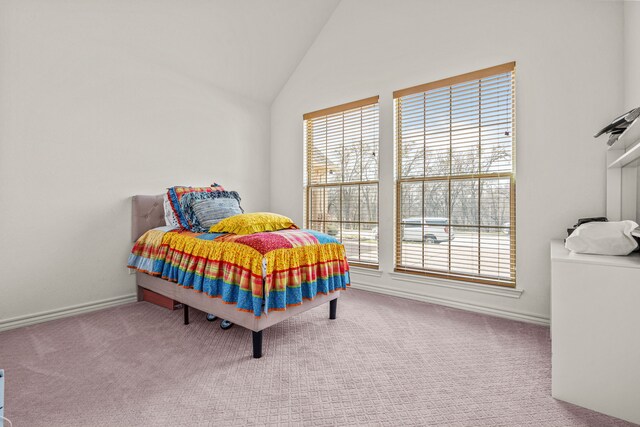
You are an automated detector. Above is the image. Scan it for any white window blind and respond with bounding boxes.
[394,62,516,286]
[304,96,380,267]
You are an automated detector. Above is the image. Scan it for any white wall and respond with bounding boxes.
[625,1,640,110]
[624,1,640,225]
[271,0,625,323]
[0,1,271,324]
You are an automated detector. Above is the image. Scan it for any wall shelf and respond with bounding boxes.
[608,139,640,168]
[605,116,640,220]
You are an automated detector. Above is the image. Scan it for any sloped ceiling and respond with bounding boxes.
[10,0,340,104]
[83,0,341,104]
[162,0,342,103]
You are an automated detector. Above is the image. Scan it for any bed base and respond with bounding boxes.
[181,300,336,358]
[137,274,339,358]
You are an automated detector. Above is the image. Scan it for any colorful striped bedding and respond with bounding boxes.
[127,227,350,316]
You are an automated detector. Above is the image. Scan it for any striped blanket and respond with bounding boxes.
[127,227,350,316]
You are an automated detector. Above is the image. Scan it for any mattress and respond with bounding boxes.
[128,227,350,316]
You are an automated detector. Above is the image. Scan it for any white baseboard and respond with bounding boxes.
[0,294,137,332]
[0,283,549,332]
[350,281,550,326]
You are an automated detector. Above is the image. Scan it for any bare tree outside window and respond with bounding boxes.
[305,97,380,266]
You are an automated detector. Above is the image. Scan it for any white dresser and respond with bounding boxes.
[550,240,640,424]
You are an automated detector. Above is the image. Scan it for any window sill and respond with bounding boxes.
[389,271,523,299]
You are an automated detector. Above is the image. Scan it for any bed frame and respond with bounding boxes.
[131,195,340,358]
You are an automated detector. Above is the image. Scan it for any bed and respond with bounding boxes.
[128,195,349,358]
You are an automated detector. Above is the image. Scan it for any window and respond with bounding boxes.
[394,62,516,286]
[304,96,380,267]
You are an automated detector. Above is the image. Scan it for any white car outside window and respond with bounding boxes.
[401,217,454,244]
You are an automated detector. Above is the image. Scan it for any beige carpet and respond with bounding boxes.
[0,289,634,426]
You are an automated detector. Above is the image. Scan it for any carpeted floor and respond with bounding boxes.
[0,289,634,426]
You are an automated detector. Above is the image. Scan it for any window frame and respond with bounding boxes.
[304,96,380,268]
[393,62,516,287]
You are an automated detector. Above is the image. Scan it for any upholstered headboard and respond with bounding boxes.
[131,195,165,242]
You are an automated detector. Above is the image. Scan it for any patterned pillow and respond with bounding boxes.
[181,191,243,232]
[166,183,225,229]
[209,212,298,235]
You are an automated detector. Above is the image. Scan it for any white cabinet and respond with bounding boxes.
[550,240,640,424]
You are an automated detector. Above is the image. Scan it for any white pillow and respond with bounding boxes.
[565,220,639,255]
[163,193,181,229]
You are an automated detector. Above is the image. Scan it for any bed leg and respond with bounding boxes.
[183,304,189,325]
[136,285,144,302]
[329,298,337,320]
[252,331,263,359]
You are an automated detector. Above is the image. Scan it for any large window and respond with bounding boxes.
[394,62,516,286]
[304,96,379,267]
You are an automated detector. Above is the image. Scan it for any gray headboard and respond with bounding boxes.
[131,194,165,242]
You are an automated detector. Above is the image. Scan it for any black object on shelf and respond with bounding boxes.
[567,217,608,237]
[594,107,640,146]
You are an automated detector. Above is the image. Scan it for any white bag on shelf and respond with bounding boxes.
[565,220,639,255]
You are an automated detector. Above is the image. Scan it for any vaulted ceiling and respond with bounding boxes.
[90,0,341,104]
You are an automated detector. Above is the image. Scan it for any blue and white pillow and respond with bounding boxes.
[181,191,243,232]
